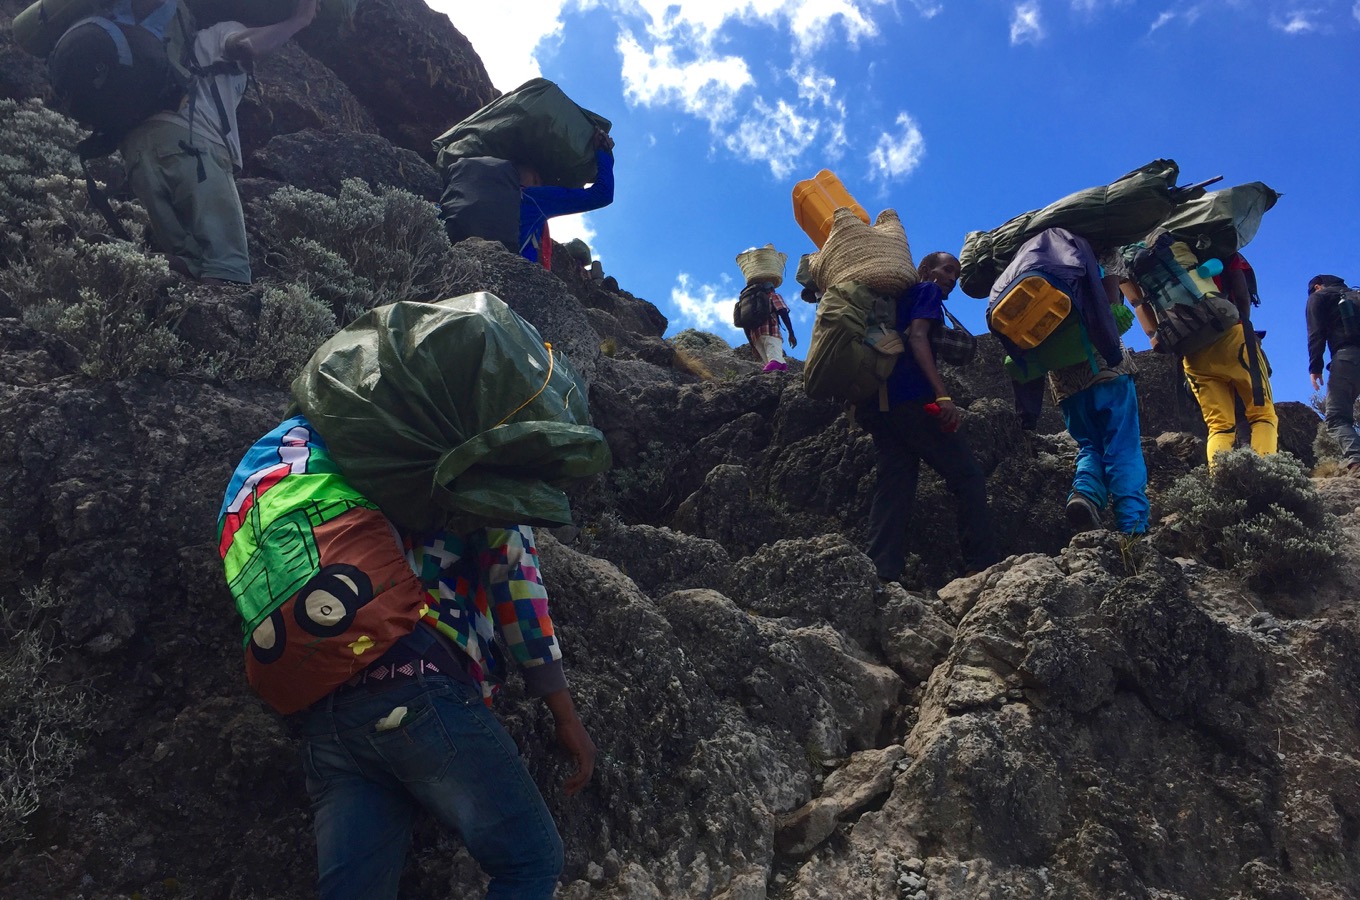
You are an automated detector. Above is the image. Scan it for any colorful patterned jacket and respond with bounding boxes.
[407,526,566,703]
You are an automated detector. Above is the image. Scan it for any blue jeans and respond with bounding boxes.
[1060,375,1149,534]
[300,674,563,900]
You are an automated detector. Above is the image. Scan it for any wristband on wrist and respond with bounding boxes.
[935,396,953,402]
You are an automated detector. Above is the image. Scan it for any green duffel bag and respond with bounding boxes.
[432,78,611,189]
[960,159,1182,299]
[291,293,612,534]
[1158,181,1279,262]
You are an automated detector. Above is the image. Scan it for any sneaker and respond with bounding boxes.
[762,359,788,373]
[1065,493,1104,532]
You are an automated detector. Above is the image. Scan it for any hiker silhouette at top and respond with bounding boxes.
[859,251,999,582]
[1307,273,1360,475]
[119,0,318,285]
[516,127,615,269]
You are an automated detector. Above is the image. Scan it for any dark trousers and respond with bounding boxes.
[1326,347,1360,465]
[863,401,999,580]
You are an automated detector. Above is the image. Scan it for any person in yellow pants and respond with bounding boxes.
[1182,254,1277,464]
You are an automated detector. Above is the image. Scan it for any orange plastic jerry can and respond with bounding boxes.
[792,170,870,249]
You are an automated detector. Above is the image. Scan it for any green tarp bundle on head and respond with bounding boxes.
[959,159,1182,299]
[432,78,611,188]
[1157,182,1279,262]
[291,293,612,535]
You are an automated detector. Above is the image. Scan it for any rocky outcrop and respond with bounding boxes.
[251,128,442,199]
[0,1,1348,898]
[296,0,496,158]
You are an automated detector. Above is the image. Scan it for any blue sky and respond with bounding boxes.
[430,0,1359,404]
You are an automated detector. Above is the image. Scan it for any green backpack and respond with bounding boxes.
[1121,232,1239,356]
[802,281,903,409]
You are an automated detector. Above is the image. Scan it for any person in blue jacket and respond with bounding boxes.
[516,128,615,269]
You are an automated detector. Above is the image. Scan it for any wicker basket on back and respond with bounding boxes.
[809,208,918,295]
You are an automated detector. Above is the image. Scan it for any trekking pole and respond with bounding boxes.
[1170,175,1224,201]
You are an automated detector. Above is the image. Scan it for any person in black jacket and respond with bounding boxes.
[1306,274,1360,473]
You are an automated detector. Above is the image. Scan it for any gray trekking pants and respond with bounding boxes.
[120,120,251,284]
[1325,346,1360,465]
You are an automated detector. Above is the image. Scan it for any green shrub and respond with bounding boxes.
[255,178,474,322]
[0,100,184,378]
[6,240,191,378]
[1160,449,1341,585]
[0,99,147,263]
[240,283,338,383]
[0,584,94,845]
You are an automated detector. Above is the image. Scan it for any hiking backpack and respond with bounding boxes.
[990,270,1098,384]
[802,281,903,409]
[1333,286,1360,344]
[732,281,775,330]
[1121,231,1240,356]
[47,0,192,137]
[986,228,1121,384]
[46,0,241,241]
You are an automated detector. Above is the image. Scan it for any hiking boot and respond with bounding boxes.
[1065,493,1104,533]
[762,359,788,373]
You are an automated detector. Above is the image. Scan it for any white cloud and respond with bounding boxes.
[1354,0,1360,23]
[868,112,926,182]
[1010,1,1045,44]
[626,0,901,55]
[1147,10,1180,31]
[547,212,598,257]
[670,273,740,334]
[617,32,752,122]
[426,0,579,89]
[618,32,850,176]
[1271,9,1319,33]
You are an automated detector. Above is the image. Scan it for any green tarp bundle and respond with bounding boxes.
[432,78,611,188]
[959,160,1182,299]
[1157,182,1279,262]
[291,293,611,534]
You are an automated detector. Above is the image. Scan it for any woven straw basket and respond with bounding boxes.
[809,208,918,295]
[736,244,788,287]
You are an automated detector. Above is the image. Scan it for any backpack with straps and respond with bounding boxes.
[802,281,903,410]
[47,0,192,137]
[46,0,243,240]
[1120,231,1240,356]
[1331,286,1360,344]
[987,228,1116,383]
[732,281,774,330]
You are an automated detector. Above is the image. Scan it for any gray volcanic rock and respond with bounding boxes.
[783,529,1360,899]
[296,0,496,158]
[251,129,442,199]
[236,43,379,157]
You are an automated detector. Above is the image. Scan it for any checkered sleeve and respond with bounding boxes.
[482,525,566,697]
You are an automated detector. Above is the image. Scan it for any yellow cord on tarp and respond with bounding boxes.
[494,342,555,427]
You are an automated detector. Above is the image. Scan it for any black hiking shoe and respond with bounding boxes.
[1065,493,1104,533]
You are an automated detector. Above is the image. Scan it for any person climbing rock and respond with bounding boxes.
[299,524,594,900]
[860,250,999,581]
[1181,252,1277,466]
[1306,273,1360,474]
[516,127,615,269]
[119,0,318,284]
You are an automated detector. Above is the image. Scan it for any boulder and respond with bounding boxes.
[250,129,442,199]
